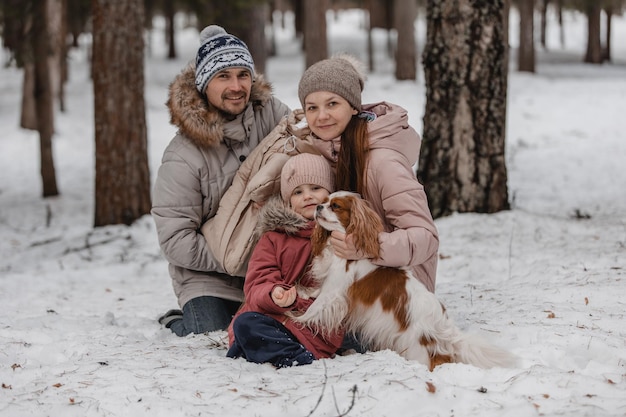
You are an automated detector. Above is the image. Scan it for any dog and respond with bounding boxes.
[290,191,516,371]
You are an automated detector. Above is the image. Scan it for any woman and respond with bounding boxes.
[297,54,439,293]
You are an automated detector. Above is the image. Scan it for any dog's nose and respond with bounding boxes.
[316,205,323,212]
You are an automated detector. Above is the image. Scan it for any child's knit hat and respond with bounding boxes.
[280,154,335,203]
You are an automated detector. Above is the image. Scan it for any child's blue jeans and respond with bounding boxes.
[227,312,314,368]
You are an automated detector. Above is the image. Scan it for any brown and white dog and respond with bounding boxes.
[291,191,515,371]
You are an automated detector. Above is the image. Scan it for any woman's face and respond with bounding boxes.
[303,92,358,141]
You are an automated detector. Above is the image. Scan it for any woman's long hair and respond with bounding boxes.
[335,115,369,197]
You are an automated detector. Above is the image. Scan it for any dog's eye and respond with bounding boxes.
[331,202,341,210]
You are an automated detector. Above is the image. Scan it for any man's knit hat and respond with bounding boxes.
[195,25,255,95]
[281,154,335,203]
[298,54,366,111]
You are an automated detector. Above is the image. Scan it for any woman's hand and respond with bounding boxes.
[271,285,297,307]
[330,231,366,260]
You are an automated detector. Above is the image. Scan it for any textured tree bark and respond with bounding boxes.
[92,0,151,226]
[419,0,509,219]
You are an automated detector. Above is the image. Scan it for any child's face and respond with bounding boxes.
[289,184,330,220]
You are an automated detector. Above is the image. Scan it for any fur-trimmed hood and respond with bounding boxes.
[254,195,313,239]
[166,63,275,148]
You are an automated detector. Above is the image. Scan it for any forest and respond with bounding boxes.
[0,0,623,225]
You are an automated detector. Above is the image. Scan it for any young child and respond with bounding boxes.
[226,153,344,367]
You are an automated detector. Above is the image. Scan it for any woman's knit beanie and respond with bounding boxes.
[281,154,335,203]
[195,25,255,95]
[298,54,366,111]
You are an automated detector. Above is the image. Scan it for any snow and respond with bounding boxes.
[1,8,625,417]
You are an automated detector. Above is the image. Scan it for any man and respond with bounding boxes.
[152,25,291,336]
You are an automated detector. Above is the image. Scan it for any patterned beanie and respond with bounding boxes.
[298,54,366,111]
[195,25,255,95]
[281,154,335,204]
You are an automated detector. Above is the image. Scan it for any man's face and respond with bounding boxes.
[205,68,253,116]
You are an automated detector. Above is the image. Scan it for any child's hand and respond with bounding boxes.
[271,285,297,307]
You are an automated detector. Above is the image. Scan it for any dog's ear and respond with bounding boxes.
[311,224,331,257]
[346,197,383,259]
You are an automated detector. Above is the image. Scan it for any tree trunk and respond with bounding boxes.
[21,63,38,130]
[59,0,69,112]
[366,0,374,71]
[303,0,328,68]
[419,0,509,219]
[164,0,176,59]
[202,2,269,75]
[539,0,549,49]
[92,0,151,226]
[518,0,535,72]
[556,0,564,47]
[603,7,612,62]
[241,4,269,75]
[394,0,417,80]
[584,1,602,63]
[47,0,63,108]
[294,0,304,39]
[33,0,59,197]
[268,0,278,57]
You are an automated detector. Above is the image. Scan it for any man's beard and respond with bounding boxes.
[218,93,248,119]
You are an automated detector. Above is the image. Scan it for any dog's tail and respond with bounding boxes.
[451,332,517,369]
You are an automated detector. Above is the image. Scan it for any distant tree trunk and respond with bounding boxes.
[602,6,612,62]
[584,1,602,63]
[293,0,304,39]
[67,0,91,48]
[47,0,64,111]
[419,0,509,219]
[556,0,564,47]
[539,0,548,49]
[394,0,417,80]
[0,0,22,55]
[241,4,269,75]
[21,64,38,130]
[366,0,393,70]
[366,0,374,71]
[59,0,69,112]
[92,0,151,226]
[303,0,328,68]
[204,2,269,75]
[268,0,278,57]
[164,0,176,59]
[33,0,59,197]
[518,0,535,72]
[21,0,66,123]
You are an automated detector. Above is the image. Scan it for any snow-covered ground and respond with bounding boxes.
[1,8,625,417]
